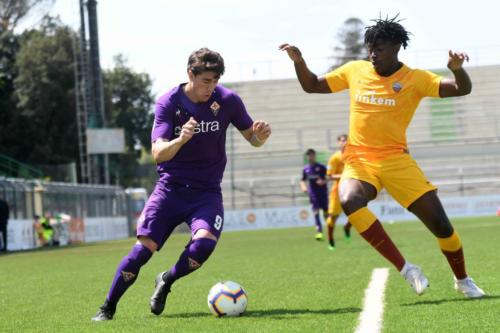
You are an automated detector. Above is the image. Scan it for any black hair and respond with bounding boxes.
[187,48,225,77]
[364,14,411,49]
[305,148,316,156]
[337,134,348,141]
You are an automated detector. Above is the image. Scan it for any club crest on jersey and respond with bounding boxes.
[392,82,403,92]
[121,271,136,282]
[176,109,181,117]
[210,101,220,116]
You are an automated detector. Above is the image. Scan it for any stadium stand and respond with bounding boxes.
[222,65,500,209]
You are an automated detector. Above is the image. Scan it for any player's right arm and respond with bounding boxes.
[151,117,198,163]
[300,170,308,193]
[279,43,331,94]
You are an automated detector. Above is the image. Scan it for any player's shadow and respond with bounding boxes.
[164,306,360,319]
[246,306,361,319]
[401,294,500,307]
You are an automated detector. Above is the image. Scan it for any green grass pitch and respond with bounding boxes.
[1,216,499,332]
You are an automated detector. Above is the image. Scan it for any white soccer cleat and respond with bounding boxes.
[400,262,429,295]
[454,277,485,298]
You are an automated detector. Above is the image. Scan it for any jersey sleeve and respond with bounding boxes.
[320,165,327,179]
[324,61,354,93]
[302,169,307,181]
[229,93,254,131]
[414,69,443,98]
[151,98,174,143]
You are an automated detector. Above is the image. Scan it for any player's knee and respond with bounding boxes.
[340,192,368,215]
[187,238,218,270]
[421,213,453,238]
[435,219,454,238]
[193,228,218,241]
[137,236,158,252]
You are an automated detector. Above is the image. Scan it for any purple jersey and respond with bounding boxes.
[152,84,253,189]
[302,163,328,200]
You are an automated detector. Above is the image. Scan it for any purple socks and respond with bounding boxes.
[168,238,217,283]
[106,243,153,306]
[104,238,217,308]
[314,212,323,232]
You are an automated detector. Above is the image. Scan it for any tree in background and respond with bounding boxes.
[0,0,53,165]
[0,14,156,186]
[0,29,19,138]
[103,55,155,187]
[11,16,78,165]
[0,0,54,30]
[330,17,367,70]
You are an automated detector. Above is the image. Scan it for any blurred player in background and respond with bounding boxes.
[0,196,9,252]
[92,48,272,321]
[281,15,484,298]
[300,149,328,241]
[325,134,352,251]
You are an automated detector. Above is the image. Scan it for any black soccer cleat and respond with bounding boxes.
[91,301,116,321]
[150,271,171,315]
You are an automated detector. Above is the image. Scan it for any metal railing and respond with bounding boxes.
[0,177,127,220]
[221,173,500,210]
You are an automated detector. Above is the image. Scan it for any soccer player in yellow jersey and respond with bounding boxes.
[280,16,484,298]
[325,134,352,250]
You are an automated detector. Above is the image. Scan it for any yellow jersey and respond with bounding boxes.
[326,150,344,185]
[325,60,442,161]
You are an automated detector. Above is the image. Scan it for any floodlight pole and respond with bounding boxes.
[74,0,91,183]
[86,0,109,184]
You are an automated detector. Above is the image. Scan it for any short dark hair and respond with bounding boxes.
[364,14,411,49]
[305,148,316,156]
[187,48,225,77]
[337,134,348,141]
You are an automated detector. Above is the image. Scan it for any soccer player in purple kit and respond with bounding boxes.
[92,48,271,321]
[300,149,329,241]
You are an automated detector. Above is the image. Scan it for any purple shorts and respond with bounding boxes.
[310,195,328,212]
[137,182,224,250]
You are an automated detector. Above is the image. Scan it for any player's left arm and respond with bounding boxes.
[240,121,272,147]
[316,166,327,186]
[329,173,342,181]
[229,93,271,147]
[439,50,472,97]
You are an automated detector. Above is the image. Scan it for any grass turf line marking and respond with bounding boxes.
[355,268,389,333]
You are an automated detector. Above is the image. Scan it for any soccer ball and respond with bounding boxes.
[207,281,248,317]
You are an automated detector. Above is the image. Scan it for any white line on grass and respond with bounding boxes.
[355,268,390,333]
